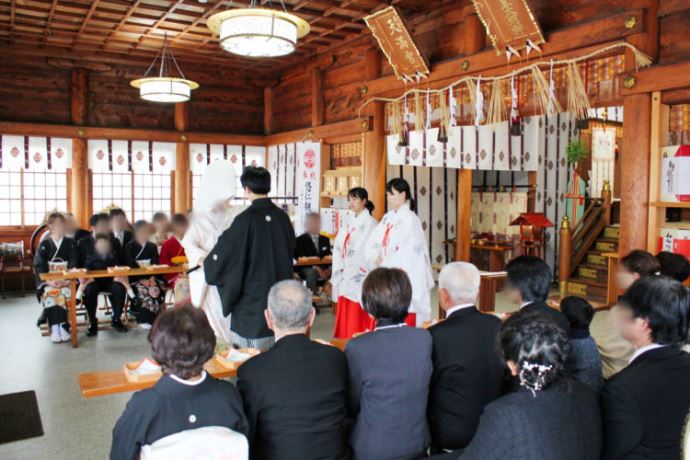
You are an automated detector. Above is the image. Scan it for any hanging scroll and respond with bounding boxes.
[471,0,545,55]
[364,6,429,82]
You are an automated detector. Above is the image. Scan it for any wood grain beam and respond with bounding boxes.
[621,61,690,95]
[99,0,143,50]
[311,67,324,127]
[129,0,185,52]
[264,86,275,135]
[41,0,59,45]
[264,117,372,145]
[71,0,101,48]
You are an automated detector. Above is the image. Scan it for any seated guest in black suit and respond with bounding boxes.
[111,305,248,460]
[433,311,601,459]
[124,220,166,328]
[64,212,90,242]
[656,250,690,283]
[294,212,332,294]
[560,296,603,394]
[33,212,77,343]
[505,255,570,334]
[602,276,690,460]
[346,267,432,460]
[71,214,130,336]
[109,208,133,255]
[428,262,504,453]
[237,280,349,460]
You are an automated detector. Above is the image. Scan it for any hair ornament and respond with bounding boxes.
[519,361,553,397]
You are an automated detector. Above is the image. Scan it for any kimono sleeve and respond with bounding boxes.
[33,241,49,289]
[124,243,138,269]
[203,219,250,309]
[110,393,156,460]
[236,366,260,443]
[181,221,208,267]
[149,244,160,265]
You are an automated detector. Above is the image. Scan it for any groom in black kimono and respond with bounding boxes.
[205,166,295,350]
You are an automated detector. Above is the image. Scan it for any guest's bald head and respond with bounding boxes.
[439,262,481,309]
[267,280,314,331]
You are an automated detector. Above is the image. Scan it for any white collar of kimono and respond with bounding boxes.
[51,235,63,247]
[196,160,237,213]
[169,370,207,386]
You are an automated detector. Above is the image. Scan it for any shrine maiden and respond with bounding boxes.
[182,161,245,344]
[363,178,434,326]
[332,187,378,339]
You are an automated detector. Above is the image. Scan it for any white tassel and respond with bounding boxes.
[449,85,457,127]
[425,90,432,130]
[510,72,518,120]
[548,60,556,115]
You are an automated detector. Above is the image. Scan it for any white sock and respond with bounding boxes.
[127,289,136,298]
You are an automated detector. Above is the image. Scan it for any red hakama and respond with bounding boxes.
[333,296,416,339]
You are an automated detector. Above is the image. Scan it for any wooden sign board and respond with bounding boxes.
[364,6,429,82]
[471,0,545,53]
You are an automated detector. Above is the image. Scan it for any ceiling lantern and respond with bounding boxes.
[207,4,310,58]
[130,33,199,103]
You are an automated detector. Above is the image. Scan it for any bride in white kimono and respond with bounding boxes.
[182,161,245,344]
[331,187,378,339]
[363,178,434,327]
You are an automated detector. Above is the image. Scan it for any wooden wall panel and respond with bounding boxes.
[0,59,70,124]
[659,10,690,65]
[324,60,368,124]
[273,73,311,132]
[189,84,264,134]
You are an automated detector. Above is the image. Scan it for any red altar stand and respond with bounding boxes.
[510,213,554,258]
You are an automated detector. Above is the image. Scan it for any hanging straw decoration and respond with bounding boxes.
[486,79,507,125]
[566,62,591,128]
[510,72,521,136]
[357,41,652,121]
[438,90,449,143]
[391,99,402,137]
[414,91,424,130]
[398,94,410,146]
[531,66,562,116]
[448,85,458,127]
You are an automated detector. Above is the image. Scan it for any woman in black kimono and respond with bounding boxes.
[124,220,166,328]
[110,305,248,460]
[33,212,77,343]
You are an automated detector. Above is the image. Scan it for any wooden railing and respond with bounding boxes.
[559,180,612,293]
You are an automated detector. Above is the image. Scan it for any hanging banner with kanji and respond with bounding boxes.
[471,0,545,54]
[364,6,429,81]
[295,141,321,235]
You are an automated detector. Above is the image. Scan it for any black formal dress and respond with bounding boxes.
[111,373,248,460]
[71,228,90,242]
[113,229,133,254]
[427,306,504,451]
[124,240,165,324]
[33,236,77,327]
[601,346,690,459]
[72,236,127,328]
[345,321,433,460]
[205,198,295,345]
[294,232,332,294]
[521,300,571,335]
[236,334,350,460]
[432,380,601,460]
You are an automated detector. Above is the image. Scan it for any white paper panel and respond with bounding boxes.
[286,143,296,197]
[268,145,279,195]
[510,130,522,171]
[130,141,148,173]
[277,144,286,197]
[50,138,72,172]
[425,128,444,168]
[446,126,462,169]
[295,142,321,235]
[408,130,424,167]
[88,139,109,172]
[493,122,510,171]
[461,126,477,169]
[245,146,266,168]
[477,124,494,170]
[209,144,224,164]
[111,140,130,172]
[387,134,405,166]
[190,143,208,173]
[226,145,243,176]
[28,136,47,171]
[152,142,175,173]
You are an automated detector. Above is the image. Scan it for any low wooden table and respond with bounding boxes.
[78,338,349,398]
[438,270,508,319]
[470,243,513,272]
[40,265,187,348]
[295,257,333,267]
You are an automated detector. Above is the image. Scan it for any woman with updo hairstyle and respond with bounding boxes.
[363,178,434,327]
[437,311,602,459]
[111,305,248,460]
[332,187,378,338]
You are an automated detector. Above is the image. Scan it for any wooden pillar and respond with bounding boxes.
[362,49,386,220]
[174,102,191,213]
[311,67,324,127]
[264,86,274,135]
[618,3,659,256]
[69,68,90,228]
[455,11,486,261]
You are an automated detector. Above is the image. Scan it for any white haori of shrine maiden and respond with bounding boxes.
[363,202,434,325]
[331,209,378,304]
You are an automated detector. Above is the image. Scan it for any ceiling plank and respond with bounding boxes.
[41,0,60,45]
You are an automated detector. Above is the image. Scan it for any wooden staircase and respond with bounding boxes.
[558,180,614,308]
[564,225,619,304]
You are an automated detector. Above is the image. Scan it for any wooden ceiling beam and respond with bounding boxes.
[98,0,143,50]
[71,0,101,47]
[128,0,186,53]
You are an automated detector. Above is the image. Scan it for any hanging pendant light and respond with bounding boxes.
[130,33,199,103]
[207,0,310,58]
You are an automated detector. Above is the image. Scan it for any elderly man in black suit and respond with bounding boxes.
[505,255,570,334]
[236,280,349,460]
[427,262,504,453]
[602,276,690,460]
